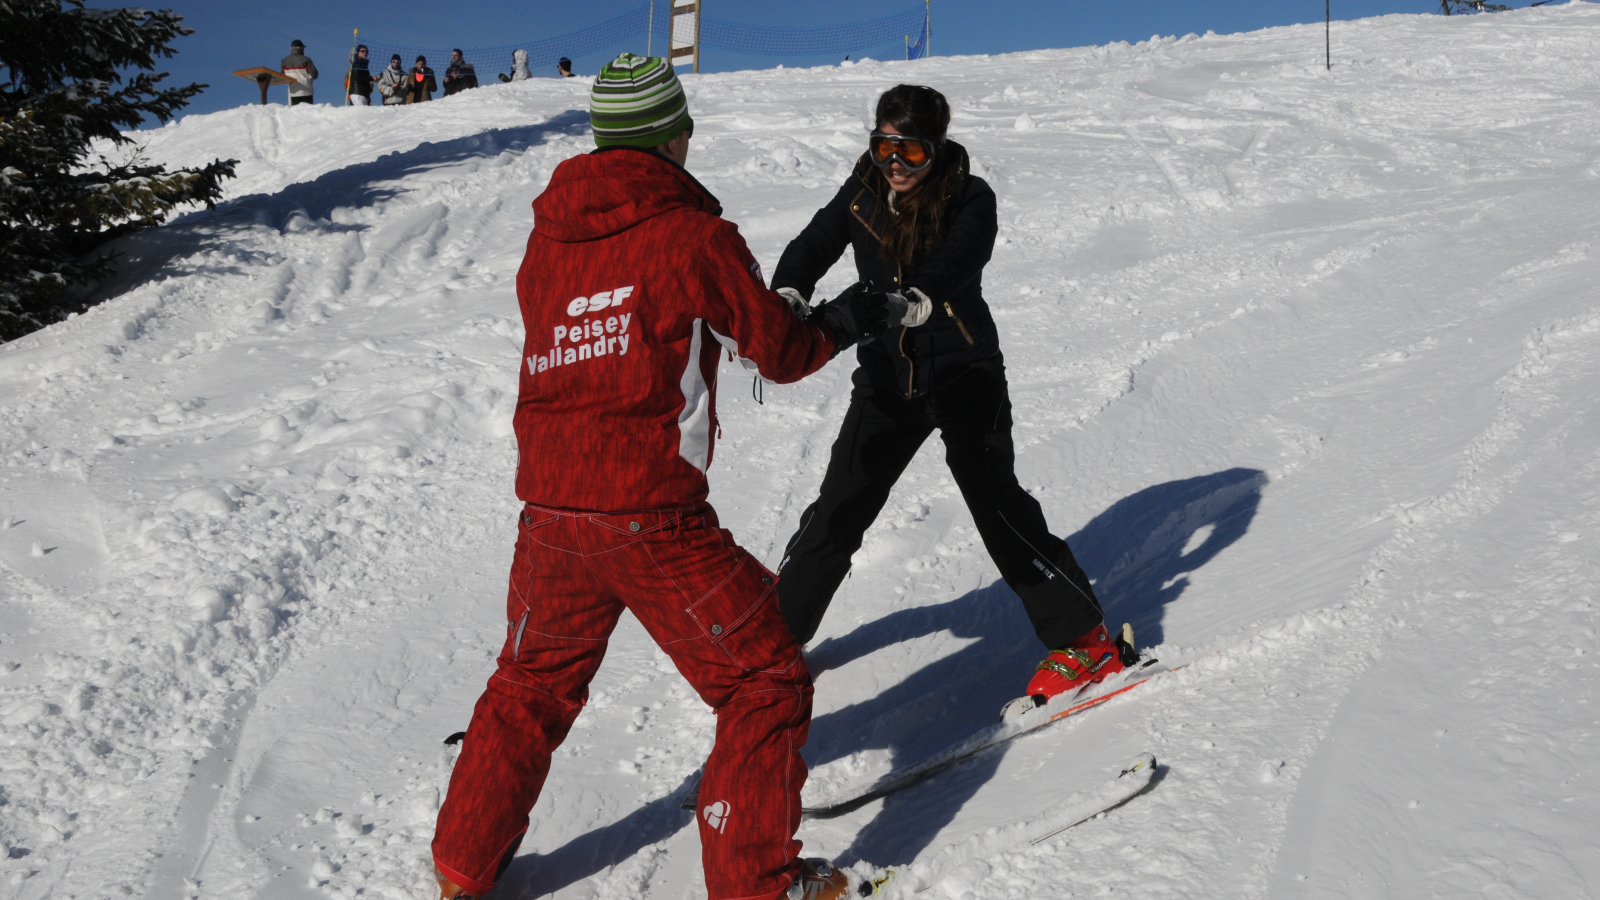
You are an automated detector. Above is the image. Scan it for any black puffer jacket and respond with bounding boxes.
[772,140,998,398]
[346,54,372,99]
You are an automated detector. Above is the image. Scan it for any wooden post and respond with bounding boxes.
[670,0,700,73]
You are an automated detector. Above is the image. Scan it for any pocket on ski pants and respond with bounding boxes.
[685,554,799,676]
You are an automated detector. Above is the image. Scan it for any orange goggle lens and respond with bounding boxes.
[869,134,934,171]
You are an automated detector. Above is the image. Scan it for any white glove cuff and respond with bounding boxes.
[901,286,933,328]
[776,287,809,320]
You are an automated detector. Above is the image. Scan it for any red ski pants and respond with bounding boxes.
[432,503,812,900]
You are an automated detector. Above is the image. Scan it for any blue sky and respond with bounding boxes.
[133,1,1473,120]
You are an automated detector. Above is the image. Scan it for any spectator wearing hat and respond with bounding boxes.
[407,56,437,104]
[557,57,575,77]
[281,40,318,105]
[376,54,407,105]
[443,49,479,96]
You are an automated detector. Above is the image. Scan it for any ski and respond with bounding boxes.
[856,754,1158,897]
[801,658,1177,818]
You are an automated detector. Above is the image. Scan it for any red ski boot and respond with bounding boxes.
[1002,624,1139,719]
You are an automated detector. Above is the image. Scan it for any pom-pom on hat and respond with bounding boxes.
[589,53,691,149]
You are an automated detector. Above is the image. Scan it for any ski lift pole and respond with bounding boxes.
[344,28,358,106]
[647,0,654,57]
[1325,1,1330,71]
[926,0,931,57]
[905,34,909,61]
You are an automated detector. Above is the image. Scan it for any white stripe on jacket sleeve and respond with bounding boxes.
[676,319,713,473]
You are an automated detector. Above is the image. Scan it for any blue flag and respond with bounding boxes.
[907,10,928,60]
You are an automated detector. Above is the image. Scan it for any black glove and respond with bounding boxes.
[807,282,896,353]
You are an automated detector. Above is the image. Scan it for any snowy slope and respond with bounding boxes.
[4,5,1600,899]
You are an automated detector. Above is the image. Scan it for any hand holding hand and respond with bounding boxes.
[808,281,896,351]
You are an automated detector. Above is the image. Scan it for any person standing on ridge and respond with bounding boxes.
[376,54,406,105]
[497,49,531,83]
[429,52,898,900]
[281,39,317,105]
[346,44,372,106]
[443,48,478,96]
[769,84,1136,717]
[407,55,437,103]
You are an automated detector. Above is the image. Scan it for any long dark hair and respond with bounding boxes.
[872,84,954,268]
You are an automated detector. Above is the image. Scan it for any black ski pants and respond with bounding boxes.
[777,353,1104,649]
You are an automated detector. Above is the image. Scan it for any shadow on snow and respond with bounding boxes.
[805,467,1266,867]
[499,467,1266,890]
[78,109,593,304]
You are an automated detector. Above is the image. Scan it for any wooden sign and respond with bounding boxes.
[233,67,294,105]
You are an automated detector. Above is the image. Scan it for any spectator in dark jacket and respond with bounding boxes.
[407,56,437,103]
[443,49,478,96]
[346,44,372,105]
[281,40,317,105]
[557,56,575,77]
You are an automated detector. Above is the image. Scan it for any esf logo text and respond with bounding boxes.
[567,286,634,317]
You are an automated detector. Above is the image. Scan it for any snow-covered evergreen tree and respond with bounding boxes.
[0,0,236,342]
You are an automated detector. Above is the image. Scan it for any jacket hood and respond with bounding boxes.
[533,148,722,244]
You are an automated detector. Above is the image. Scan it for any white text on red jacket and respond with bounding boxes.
[528,286,636,376]
[566,286,633,316]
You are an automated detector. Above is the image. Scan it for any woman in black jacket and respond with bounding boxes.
[771,84,1132,712]
[345,44,372,106]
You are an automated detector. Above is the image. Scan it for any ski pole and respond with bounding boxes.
[344,27,358,106]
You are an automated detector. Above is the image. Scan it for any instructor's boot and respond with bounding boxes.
[435,867,472,900]
[787,858,851,900]
[1022,623,1137,704]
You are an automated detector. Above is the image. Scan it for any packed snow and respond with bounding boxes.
[4,4,1600,899]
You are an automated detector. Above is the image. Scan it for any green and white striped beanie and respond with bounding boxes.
[590,53,692,149]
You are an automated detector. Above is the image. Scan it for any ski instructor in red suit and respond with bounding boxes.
[430,53,896,900]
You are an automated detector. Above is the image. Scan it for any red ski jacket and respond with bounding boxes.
[513,148,837,512]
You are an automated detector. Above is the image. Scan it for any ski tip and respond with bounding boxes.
[858,869,893,896]
[443,731,466,746]
[1119,752,1158,778]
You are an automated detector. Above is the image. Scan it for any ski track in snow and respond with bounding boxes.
[3,7,1600,899]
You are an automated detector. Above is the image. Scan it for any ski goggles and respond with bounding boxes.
[868,132,937,173]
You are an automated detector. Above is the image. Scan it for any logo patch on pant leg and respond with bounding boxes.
[701,800,730,833]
